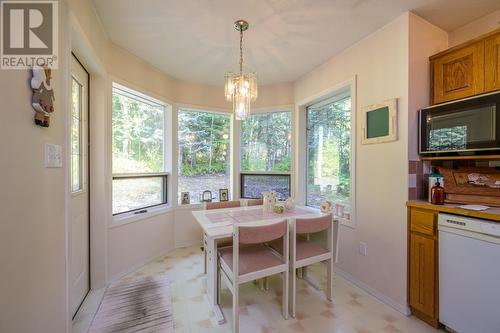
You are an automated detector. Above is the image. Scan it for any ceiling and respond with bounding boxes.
[93,0,500,85]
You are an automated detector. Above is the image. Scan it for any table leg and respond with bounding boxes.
[206,236,226,324]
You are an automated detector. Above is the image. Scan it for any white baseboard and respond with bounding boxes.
[175,239,201,249]
[334,267,411,315]
[108,246,174,283]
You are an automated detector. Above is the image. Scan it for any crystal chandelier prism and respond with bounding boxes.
[224,20,257,120]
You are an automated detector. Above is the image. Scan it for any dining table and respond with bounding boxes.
[192,204,337,324]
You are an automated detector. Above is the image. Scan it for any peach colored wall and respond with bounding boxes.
[294,13,411,310]
[0,3,70,333]
[294,12,447,311]
[449,9,500,47]
[108,43,294,111]
[408,15,448,161]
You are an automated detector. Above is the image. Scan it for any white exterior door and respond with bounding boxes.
[69,55,90,317]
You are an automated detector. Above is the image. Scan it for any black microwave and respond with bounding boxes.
[419,92,500,156]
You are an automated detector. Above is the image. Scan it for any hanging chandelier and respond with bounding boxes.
[224,20,257,120]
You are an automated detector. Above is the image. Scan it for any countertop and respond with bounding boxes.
[406,200,500,223]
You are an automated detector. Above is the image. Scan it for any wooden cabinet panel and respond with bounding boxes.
[409,233,436,318]
[485,32,500,92]
[410,209,436,236]
[432,42,484,104]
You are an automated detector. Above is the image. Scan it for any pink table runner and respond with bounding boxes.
[205,207,315,224]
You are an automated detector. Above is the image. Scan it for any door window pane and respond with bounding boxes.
[306,95,352,210]
[71,78,82,192]
[178,110,231,203]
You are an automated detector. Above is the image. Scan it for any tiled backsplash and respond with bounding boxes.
[408,160,424,200]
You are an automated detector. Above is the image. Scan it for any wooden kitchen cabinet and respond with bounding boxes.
[430,42,484,104]
[485,32,500,92]
[430,28,500,105]
[408,207,439,328]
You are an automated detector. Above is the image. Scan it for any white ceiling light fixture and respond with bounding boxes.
[224,20,257,120]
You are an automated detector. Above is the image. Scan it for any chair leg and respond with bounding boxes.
[217,262,221,304]
[264,277,270,291]
[282,271,289,319]
[258,279,265,291]
[233,284,239,333]
[290,267,296,318]
[326,258,333,301]
[204,249,207,274]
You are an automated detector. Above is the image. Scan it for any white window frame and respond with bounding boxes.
[176,107,233,205]
[295,78,356,228]
[238,108,293,200]
[111,82,172,221]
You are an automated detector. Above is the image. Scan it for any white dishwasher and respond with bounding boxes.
[439,213,500,333]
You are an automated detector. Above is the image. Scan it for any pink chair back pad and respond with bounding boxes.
[206,200,241,210]
[296,214,332,234]
[238,220,287,245]
[247,199,263,206]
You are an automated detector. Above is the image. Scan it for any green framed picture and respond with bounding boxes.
[361,99,398,144]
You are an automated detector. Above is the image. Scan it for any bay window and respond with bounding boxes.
[112,83,168,215]
[306,92,352,215]
[178,109,231,203]
[240,111,291,200]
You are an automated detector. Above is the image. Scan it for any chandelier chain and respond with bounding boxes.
[239,29,243,75]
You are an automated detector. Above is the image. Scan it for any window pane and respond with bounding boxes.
[112,84,167,215]
[241,174,290,200]
[241,111,291,172]
[112,87,165,173]
[178,110,231,204]
[306,96,351,210]
[112,177,166,215]
[71,79,82,192]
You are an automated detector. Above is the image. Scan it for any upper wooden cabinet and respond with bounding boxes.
[485,33,500,92]
[430,28,500,105]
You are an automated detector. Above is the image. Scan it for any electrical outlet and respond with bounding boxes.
[359,242,367,256]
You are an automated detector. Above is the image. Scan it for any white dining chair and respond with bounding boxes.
[202,200,241,274]
[270,214,336,318]
[218,219,290,333]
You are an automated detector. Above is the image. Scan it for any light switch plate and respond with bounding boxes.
[45,143,62,168]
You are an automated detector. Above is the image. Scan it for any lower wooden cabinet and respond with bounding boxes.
[408,207,439,328]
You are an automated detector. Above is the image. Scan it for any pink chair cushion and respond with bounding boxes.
[219,244,284,276]
[239,220,287,245]
[269,238,328,261]
[247,199,263,206]
[205,200,241,210]
[296,214,332,234]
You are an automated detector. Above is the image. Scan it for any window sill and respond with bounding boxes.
[175,203,204,210]
[306,205,356,229]
[110,204,173,229]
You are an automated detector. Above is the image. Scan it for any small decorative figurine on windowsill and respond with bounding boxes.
[31,66,55,127]
[181,192,190,205]
[219,189,229,202]
[320,200,333,213]
[262,192,277,213]
[201,190,212,203]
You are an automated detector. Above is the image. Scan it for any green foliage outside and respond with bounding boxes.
[306,97,351,208]
[112,89,165,173]
[240,111,291,172]
[178,110,231,177]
